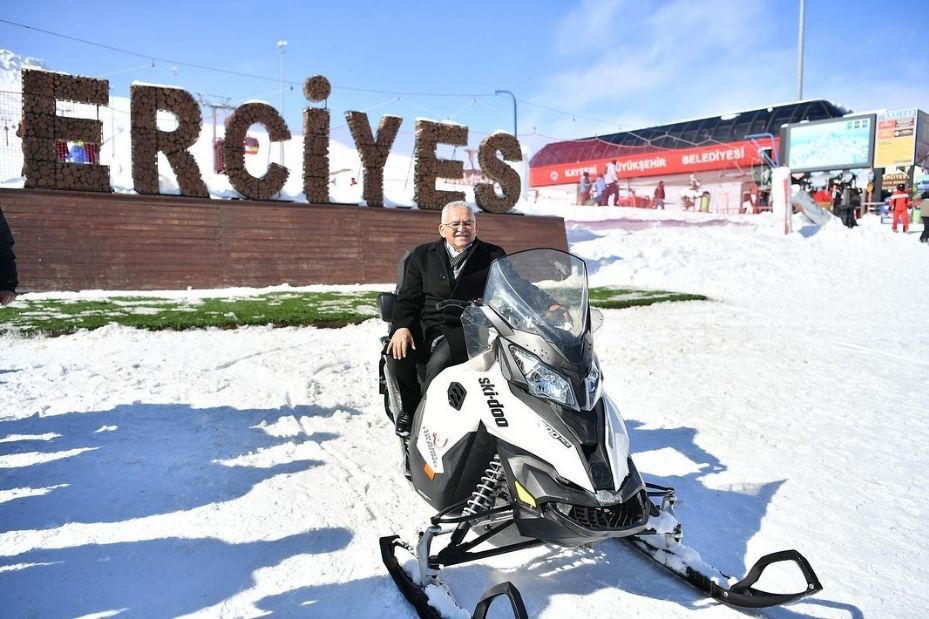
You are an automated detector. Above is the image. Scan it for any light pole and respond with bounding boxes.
[796,0,805,100]
[277,39,288,165]
[494,89,517,138]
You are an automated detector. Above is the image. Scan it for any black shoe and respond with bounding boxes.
[395,411,412,437]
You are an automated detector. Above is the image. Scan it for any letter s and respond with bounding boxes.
[475,133,522,213]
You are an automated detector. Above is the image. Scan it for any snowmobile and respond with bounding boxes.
[377,248,821,618]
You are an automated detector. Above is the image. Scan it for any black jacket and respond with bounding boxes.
[392,237,505,362]
[0,207,17,293]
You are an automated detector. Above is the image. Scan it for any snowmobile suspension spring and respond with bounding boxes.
[462,455,505,517]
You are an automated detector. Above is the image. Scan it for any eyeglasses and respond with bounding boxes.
[441,220,475,229]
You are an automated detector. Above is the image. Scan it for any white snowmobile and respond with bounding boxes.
[377,248,821,618]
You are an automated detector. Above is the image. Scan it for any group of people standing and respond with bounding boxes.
[576,161,666,209]
[576,159,620,206]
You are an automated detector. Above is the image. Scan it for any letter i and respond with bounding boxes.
[303,75,331,204]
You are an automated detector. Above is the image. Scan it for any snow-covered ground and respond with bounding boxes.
[2,203,927,617]
[3,45,929,619]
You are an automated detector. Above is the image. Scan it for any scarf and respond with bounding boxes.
[446,242,474,282]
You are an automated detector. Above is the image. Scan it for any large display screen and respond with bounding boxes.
[784,114,875,173]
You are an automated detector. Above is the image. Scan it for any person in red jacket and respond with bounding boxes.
[653,180,666,209]
[889,183,911,233]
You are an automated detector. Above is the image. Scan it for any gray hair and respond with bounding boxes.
[441,201,476,223]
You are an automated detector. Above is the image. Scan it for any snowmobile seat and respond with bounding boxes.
[377,248,425,368]
[376,248,413,332]
[377,249,423,378]
[378,249,427,425]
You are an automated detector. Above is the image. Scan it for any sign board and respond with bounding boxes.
[882,170,909,189]
[783,114,875,173]
[874,109,917,168]
[528,139,767,187]
[19,69,522,212]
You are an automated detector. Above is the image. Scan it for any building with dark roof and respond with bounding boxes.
[528,99,851,211]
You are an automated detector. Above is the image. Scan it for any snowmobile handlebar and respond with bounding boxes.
[436,299,475,310]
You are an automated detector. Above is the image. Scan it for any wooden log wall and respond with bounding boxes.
[0,189,568,292]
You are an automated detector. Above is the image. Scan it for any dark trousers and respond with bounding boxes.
[598,182,618,206]
[920,216,929,242]
[385,338,452,418]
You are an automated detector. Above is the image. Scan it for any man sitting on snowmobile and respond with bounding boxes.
[385,201,505,437]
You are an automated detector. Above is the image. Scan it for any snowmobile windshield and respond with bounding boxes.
[479,249,588,344]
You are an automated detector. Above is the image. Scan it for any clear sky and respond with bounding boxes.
[2,0,926,155]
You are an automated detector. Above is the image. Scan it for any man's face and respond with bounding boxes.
[439,206,477,251]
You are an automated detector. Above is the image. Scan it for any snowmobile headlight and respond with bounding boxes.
[509,345,578,409]
[583,358,602,411]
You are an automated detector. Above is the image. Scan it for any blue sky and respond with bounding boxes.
[2,0,926,155]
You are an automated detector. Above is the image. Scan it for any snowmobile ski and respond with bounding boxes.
[380,534,529,619]
[627,533,823,609]
[626,482,822,609]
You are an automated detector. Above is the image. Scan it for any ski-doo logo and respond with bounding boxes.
[422,425,441,469]
[479,377,509,427]
[539,420,571,448]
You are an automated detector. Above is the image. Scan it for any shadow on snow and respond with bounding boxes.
[255,573,419,618]
[0,531,352,617]
[0,402,355,528]
[0,402,359,615]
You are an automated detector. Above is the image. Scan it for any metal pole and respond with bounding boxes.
[494,89,517,138]
[277,39,288,166]
[796,0,805,100]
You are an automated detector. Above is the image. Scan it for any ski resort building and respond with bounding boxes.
[528,99,851,212]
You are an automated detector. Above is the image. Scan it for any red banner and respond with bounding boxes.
[529,139,774,187]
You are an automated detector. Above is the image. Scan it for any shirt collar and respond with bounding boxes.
[445,239,474,257]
